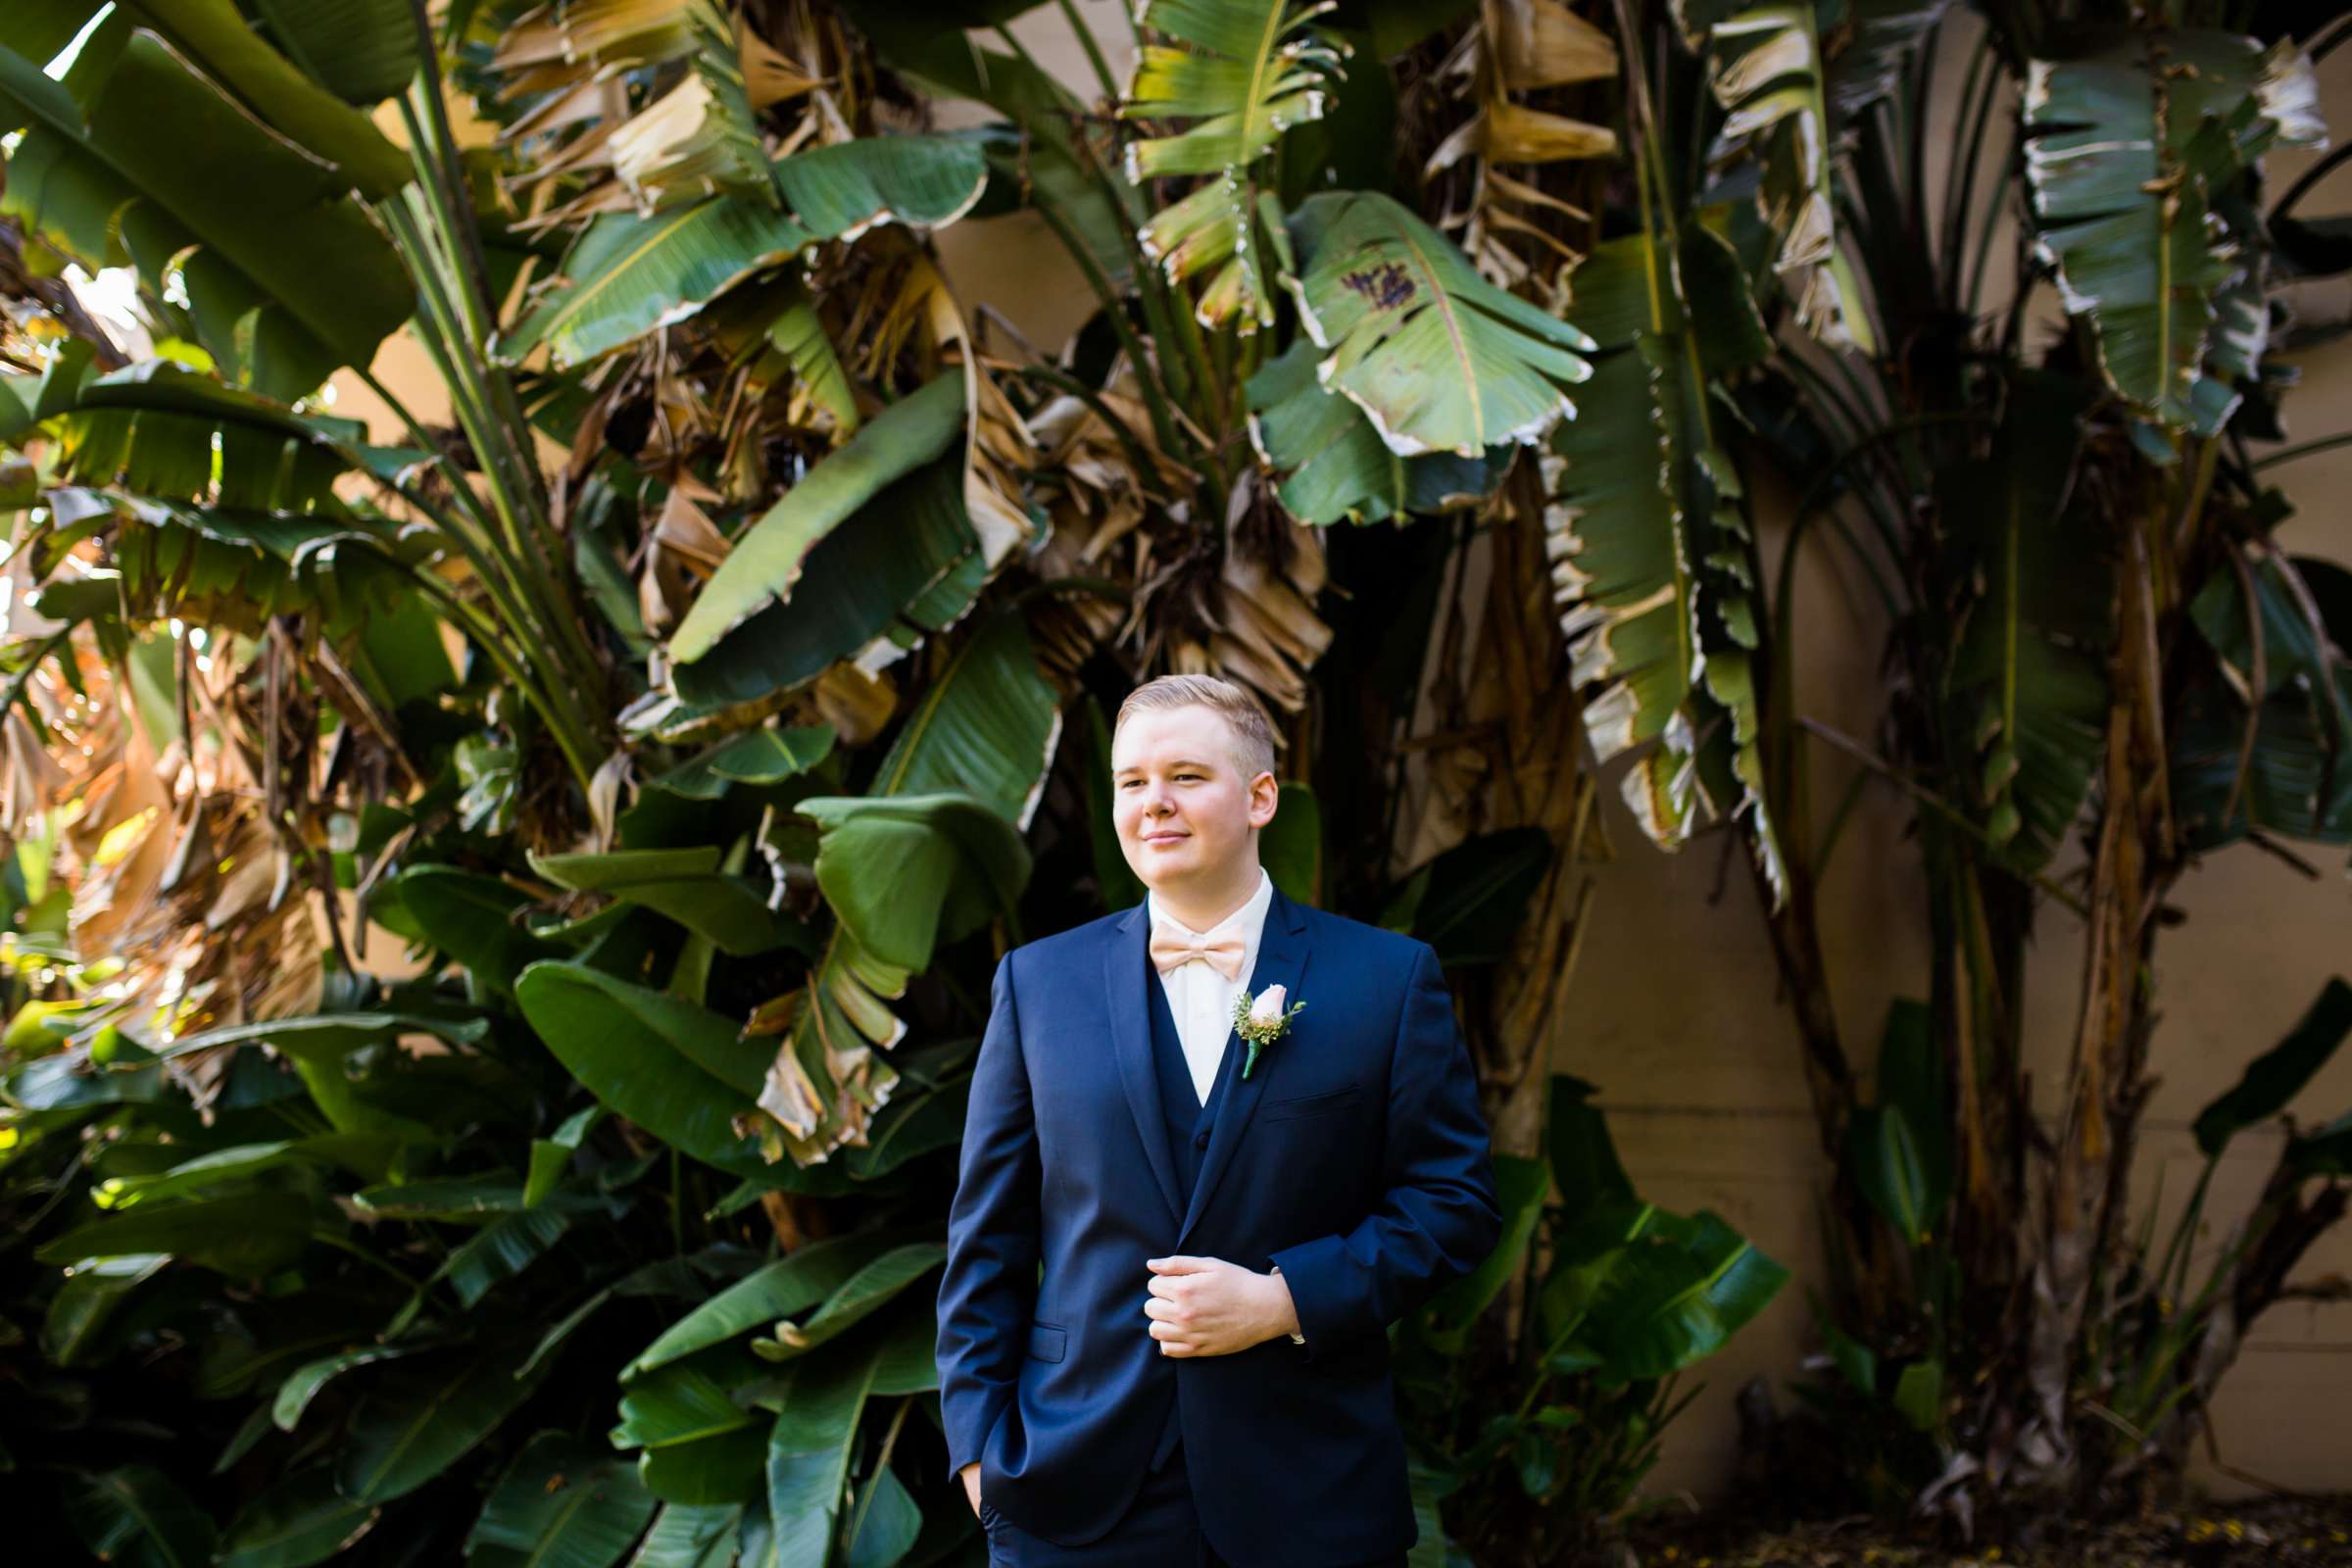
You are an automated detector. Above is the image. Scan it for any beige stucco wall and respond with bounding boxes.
[943,6,2352,1504]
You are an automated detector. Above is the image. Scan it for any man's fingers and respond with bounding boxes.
[1146,1254,1212,1272]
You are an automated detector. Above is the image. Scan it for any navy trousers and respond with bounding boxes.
[980,1439,1408,1567]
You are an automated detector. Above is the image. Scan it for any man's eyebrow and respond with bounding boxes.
[1111,758,1219,777]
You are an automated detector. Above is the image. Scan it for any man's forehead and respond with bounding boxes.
[1112,709,1234,767]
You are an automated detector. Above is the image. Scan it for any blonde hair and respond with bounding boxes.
[1113,674,1278,782]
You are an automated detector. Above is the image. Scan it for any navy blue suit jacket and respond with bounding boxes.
[934,881,1503,1564]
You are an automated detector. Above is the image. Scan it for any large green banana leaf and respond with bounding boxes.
[758,1303,935,1568]
[35,1188,316,1276]
[2174,551,2352,851]
[214,1467,381,1566]
[2190,978,2352,1159]
[1670,0,1875,353]
[1544,230,1781,905]
[1246,337,1512,525]
[2022,30,2323,429]
[248,0,416,105]
[111,1134,402,1205]
[1942,372,2110,873]
[503,134,990,368]
[1284,191,1595,459]
[1570,1207,1789,1385]
[274,1343,431,1432]
[1124,0,1341,178]
[24,490,409,642]
[336,1344,550,1504]
[514,963,777,1178]
[666,372,964,675]
[1123,0,1345,329]
[795,792,1030,974]
[1548,1073,1635,1232]
[839,2,1136,287]
[648,723,837,801]
[8,0,410,193]
[0,32,411,398]
[866,612,1063,831]
[467,1433,659,1568]
[629,1503,741,1568]
[0,355,358,510]
[748,1242,945,1363]
[527,846,809,956]
[629,1228,936,1376]
[670,457,978,710]
[61,1466,218,1568]
[614,1357,761,1450]
[738,612,1054,1168]
[392,865,570,997]
[1847,1000,1952,1248]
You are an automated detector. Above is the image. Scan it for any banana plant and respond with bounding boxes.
[1510,0,2351,1525]
[0,2,1637,1561]
[1396,1074,1788,1553]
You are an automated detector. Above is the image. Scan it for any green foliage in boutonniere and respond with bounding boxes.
[1231,983,1305,1080]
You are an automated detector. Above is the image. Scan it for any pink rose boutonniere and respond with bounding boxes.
[1231,983,1305,1080]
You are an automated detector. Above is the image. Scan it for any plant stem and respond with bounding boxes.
[2270,140,2352,224]
[310,1229,437,1299]
[375,196,607,737]
[395,546,603,789]
[352,365,501,540]
[1796,716,2089,916]
[388,74,606,725]
[1028,197,1189,462]
[1004,363,1165,492]
[0,628,72,732]
[1940,34,1999,296]
[1054,0,1121,101]
[2250,429,2352,471]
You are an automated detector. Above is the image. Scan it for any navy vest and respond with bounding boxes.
[1145,941,1244,1471]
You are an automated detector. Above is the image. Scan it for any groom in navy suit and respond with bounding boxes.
[936,673,1503,1565]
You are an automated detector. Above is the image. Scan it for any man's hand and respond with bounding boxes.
[1143,1254,1301,1355]
[959,1460,981,1518]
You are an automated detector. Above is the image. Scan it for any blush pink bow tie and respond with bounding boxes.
[1149,927,1246,980]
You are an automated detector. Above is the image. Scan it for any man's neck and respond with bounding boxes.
[1148,861,1264,935]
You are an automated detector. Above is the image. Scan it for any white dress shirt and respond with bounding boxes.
[1144,865,1274,1106]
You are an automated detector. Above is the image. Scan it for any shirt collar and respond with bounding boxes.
[1145,864,1273,944]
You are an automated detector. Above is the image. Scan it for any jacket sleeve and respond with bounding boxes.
[1267,939,1502,1362]
[935,951,1041,1478]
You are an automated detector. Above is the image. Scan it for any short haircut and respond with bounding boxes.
[1113,673,1277,782]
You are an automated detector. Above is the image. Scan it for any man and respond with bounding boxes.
[935,673,1503,1566]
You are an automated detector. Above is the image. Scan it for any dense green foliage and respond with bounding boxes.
[0,0,2344,1561]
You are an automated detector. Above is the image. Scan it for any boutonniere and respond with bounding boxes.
[1231,984,1306,1080]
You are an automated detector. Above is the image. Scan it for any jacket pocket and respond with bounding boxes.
[1262,1082,1361,1122]
[1026,1320,1066,1362]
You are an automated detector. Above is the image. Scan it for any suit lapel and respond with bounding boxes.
[1177,883,1312,1248]
[1104,901,1185,1226]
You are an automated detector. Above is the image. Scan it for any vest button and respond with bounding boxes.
[1193,1131,1209,1150]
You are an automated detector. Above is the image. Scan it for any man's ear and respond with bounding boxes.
[1250,770,1279,826]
